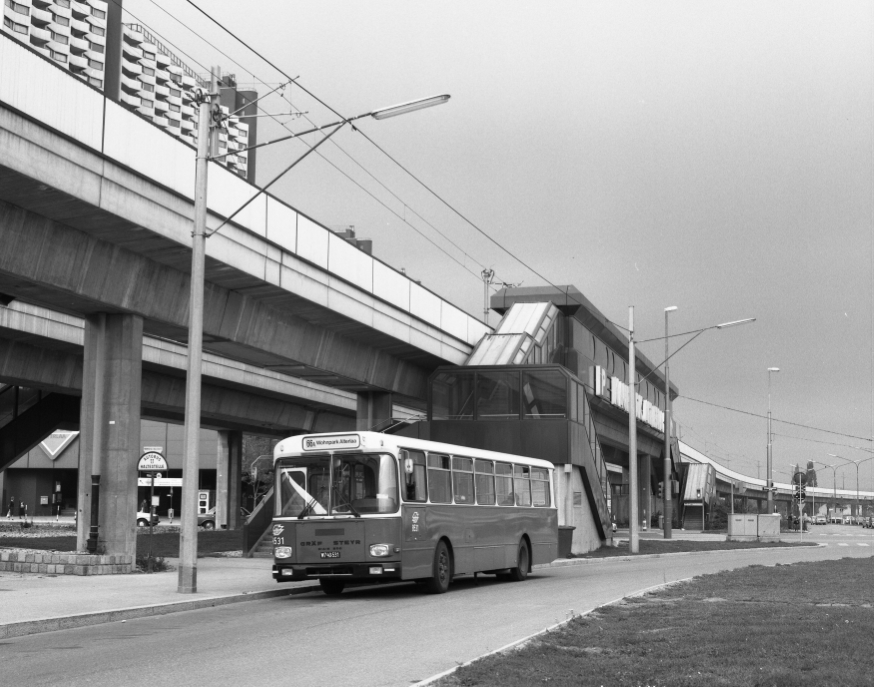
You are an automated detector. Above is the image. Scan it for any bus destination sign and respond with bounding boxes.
[303,434,361,451]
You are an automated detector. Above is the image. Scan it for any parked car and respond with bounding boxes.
[815,515,826,525]
[197,506,250,530]
[136,510,160,527]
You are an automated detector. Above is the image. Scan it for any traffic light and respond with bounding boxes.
[800,485,806,499]
[657,482,663,499]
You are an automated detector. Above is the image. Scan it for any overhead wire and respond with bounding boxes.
[179,0,585,306]
[134,0,491,282]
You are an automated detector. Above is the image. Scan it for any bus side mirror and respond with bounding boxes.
[404,458,414,475]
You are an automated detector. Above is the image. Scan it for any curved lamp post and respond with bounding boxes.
[629,315,755,551]
[178,82,450,593]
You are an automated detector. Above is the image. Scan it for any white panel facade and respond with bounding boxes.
[206,163,267,235]
[409,282,441,325]
[440,302,469,341]
[296,215,329,269]
[328,233,372,293]
[265,196,297,251]
[0,34,104,149]
[373,262,411,311]
[103,98,194,198]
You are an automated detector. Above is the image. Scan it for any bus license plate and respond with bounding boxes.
[320,552,340,559]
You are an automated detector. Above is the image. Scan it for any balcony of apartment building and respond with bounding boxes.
[121,58,142,77]
[69,0,89,21]
[52,1,72,20]
[69,15,88,36]
[3,0,29,24]
[67,52,87,70]
[122,24,144,44]
[118,91,140,109]
[28,22,50,45]
[181,73,196,90]
[30,5,53,26]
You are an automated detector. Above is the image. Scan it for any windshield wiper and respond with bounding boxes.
[298,498,319,519]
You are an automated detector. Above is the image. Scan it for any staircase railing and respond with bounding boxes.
[243,486,274,557]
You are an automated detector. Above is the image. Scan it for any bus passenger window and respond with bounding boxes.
[495,463,514,506]
[401,449,427,502]
[475,459,495,505]
[514,465,532,507]
[427,453,452,503]
[531,468,550,507]
[452,456,474,503]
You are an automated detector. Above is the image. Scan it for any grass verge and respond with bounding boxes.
[438,557,874,687]
[578,539,816,558]
[0,530,242,557]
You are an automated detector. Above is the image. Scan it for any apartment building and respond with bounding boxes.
[1,1,255,180]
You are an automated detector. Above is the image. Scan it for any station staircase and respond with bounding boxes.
[0,385,79,471]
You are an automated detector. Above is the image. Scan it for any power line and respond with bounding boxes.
[680,395,874,443]
[133,0,490,281]
[179,0,592,309]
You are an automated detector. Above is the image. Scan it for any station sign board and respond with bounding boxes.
[138,451,168,472]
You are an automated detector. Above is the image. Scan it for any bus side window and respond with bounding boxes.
[401,449,427,502]
[495,463,514,506]
[514,465,532,507]
[427,453,452,503]
[452,456,474,503]
[475,459,495,505]
[531,467,550,507]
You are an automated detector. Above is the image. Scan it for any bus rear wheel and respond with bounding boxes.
[508,540,529,582]
[425,540,452,594]
[319,579,346,596]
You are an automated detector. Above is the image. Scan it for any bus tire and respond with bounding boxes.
[508,540,530,582]
[319,579,345,596]
[425,540,452,594]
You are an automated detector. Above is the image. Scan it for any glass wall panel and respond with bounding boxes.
[431,371,475,420]
[521,370,567,419]
[476,370,520,420]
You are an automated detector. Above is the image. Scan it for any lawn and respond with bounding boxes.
[438,557,874,687]
[0,529,243,557]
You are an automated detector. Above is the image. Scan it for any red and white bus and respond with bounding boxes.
[271,431,558,595]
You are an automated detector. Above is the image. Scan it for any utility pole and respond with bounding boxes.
[481,268,494,325]
[628,306,639,554]
[179,67,221,594]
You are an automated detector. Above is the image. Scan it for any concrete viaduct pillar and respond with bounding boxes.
[76,314,143,558]
[216,430,242,530]
[356,392,393,431]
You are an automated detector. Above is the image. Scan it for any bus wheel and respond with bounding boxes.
[319,579,345,596]
[508,540,529,582]
[425,540,452,594]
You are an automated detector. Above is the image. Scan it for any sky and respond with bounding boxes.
[121,1,874,492]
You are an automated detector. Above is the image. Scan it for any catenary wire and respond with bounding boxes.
[136,0,492,281]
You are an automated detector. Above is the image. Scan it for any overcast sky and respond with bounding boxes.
[125,1,874,491]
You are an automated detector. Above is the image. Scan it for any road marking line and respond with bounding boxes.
[838,543,849,547]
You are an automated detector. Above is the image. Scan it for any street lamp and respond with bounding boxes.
[178,78,450,594]
[812,460,838,512]
[628,314,755,552]
[766,368,780,513]
[828,454,874,523]
[662,306,677,540]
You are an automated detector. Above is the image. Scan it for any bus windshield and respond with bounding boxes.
[276,453,399,517]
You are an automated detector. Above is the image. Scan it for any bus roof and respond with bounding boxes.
[274,431,556,470]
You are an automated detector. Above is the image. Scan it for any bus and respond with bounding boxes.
[270,431,558,595]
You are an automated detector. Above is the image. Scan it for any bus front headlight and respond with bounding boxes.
[275,546,293,558]
[369,544,391,557]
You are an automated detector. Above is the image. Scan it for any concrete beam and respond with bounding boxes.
[0,200,430,397]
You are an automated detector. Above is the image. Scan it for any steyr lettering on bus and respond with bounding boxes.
[299,541,323,546]
[332,540,361,545]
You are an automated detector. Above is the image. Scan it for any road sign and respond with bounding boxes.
[138,451,168,472]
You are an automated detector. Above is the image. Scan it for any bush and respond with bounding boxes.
[136,554,170,573]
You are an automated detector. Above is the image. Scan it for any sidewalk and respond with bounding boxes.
[0,556,318,639]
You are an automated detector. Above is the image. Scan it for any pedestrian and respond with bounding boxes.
[168,506,174,524]
[6,497,12,520]
[19,499,24,519]
[140,499,147,512]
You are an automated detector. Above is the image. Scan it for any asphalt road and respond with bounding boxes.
[2,542,871,687]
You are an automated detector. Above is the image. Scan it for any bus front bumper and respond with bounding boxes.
[272,562,402,583]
